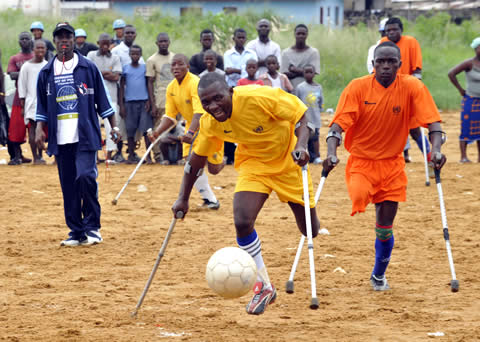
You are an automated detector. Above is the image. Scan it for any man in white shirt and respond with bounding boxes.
[112,25,145,66]
[224,28,257,88]
[18,39,48,164]
[246,19,281,76]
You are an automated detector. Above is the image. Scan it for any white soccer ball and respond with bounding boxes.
[206,247,257,299]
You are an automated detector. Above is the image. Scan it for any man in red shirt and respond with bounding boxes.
[7,32,34,165]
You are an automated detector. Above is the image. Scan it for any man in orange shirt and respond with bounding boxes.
[380,17,431,164]
[324,41,446,291]
[171,73,318,315]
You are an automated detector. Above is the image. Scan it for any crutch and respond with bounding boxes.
[286,157,336,295]
[131,211,185,317]
[112,125,174,205]
[300,164,319,309]
[433,161,459,292]
[421,128,430,186]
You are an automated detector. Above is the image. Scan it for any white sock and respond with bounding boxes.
[194,172,217,203]
[238,234,272,289]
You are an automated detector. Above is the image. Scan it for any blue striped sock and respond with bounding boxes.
[237,229,265,278]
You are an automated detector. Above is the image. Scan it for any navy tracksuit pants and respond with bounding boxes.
[57,143,100,239]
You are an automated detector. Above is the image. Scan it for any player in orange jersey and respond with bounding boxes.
[323,41,446,291]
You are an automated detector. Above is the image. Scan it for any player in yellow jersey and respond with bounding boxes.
[171,72,320,315]
[151,54,224,209]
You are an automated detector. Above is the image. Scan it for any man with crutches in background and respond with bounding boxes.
[170,72,320,314]
[380,17,432,174]
[323,41,446,291]
[150,54,224,209]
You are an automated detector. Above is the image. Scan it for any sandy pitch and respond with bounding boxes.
[1,112,479,341]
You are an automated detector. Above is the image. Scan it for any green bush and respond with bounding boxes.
[0,10,477,110]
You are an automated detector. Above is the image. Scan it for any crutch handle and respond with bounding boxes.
[434,168,441,184]
[175,211,185,219]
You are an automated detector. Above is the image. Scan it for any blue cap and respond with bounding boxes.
[113,19,126,30]
[75,28,87,38]
[30,21,44,31]
[471,37,480,49]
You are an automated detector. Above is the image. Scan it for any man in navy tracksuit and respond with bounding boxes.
[35,22,120,246]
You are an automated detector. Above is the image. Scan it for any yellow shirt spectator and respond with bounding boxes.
[194,85,308,175]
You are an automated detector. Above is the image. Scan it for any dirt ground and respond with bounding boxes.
[1,111,479,342]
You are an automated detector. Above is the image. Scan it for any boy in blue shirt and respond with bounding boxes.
[119,45,153,164]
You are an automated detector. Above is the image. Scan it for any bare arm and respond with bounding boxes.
[291,113,310,166]
[225,67,242,75]
[102,71,120,82]
[147,76,158,117]
[322,123,343,173]
[118,76,126,118]
[181,113,202,144]
[428,121,447,170]
[448,59,472,97]
[171,152,208,218]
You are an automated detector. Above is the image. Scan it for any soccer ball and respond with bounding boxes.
[206,247,257,299]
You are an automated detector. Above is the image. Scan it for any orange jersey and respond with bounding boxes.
[194,85,307,175]
[380,35,422,75]
[330,74,441,160]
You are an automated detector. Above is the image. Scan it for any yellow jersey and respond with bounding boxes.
[165,71,205,125]
[194,85,308,175]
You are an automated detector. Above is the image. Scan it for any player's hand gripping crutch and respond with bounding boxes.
[131,210,185,317]
[432,152,459,292]
[112,126,173,205]
[420,128,431,186]
[286,156,337,295]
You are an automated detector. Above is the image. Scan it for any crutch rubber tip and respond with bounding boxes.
[130,311,137,318]
[310,298,319,310]
[112,199,118,205]
[285,280,294,294]
[425,181,430,186]
[451,280,459,292]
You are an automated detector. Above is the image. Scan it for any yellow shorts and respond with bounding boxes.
[183,141,224,165]
[346,155,407,216]
[235,168,315,208]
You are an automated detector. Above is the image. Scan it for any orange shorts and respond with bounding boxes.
[346,155,407,216]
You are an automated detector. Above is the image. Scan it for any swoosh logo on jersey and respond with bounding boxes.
[224,130,232,133]
[364,101,376,105]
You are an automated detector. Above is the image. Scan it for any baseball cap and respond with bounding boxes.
[75,28,87,38]
[53,22,75,37]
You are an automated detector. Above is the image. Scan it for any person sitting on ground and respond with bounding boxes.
[259,54,293,92]
[237,59,264,86]
[199,49,225,78]
[295,64,323,164]
[158,120,184,165]
[119,45,153,164]
[447,37,480,163]
[18,39,48,164]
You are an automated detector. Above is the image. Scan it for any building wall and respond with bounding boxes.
[112,0,344,27]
